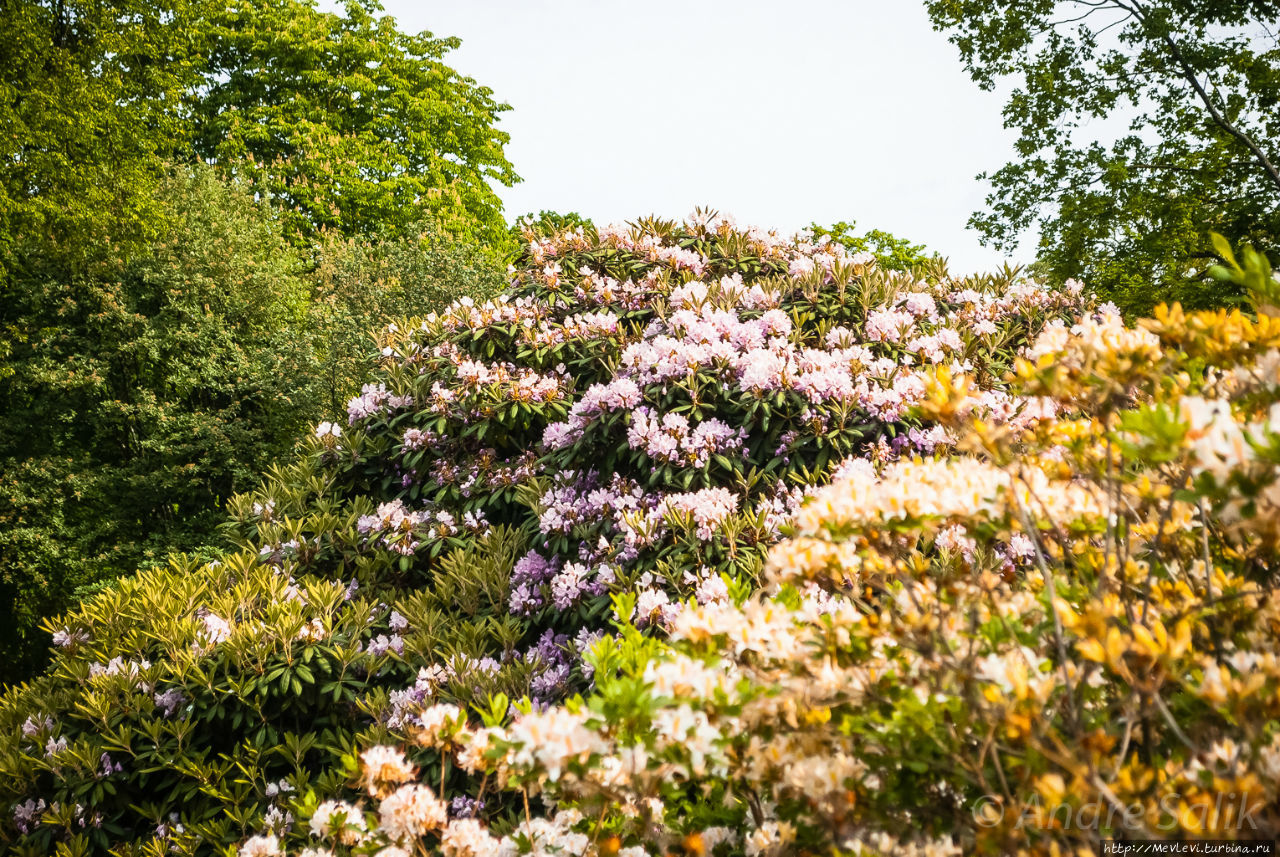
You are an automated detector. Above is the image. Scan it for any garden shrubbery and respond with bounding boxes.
[266,245,1280,856]
[0,0,518,686]
[0,167,506,684]
[20,216,1279,857]
[0,213,1083,855]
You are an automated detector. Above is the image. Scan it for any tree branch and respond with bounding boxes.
[1117,0,1280,193]
[1127,160,1255,174]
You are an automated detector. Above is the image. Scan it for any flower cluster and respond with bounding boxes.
[625,409,747,467]
[355,499,481,556]
[347,382,414,424]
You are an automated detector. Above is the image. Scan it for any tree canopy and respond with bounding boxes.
[0,0,518,257]
[0,0,198,257]
[194,0,519,245]
[926,0,1280,314]
[0,0,517,683]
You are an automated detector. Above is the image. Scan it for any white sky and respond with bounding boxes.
[353,1,1036,274]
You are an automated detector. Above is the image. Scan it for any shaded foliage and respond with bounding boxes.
[0,0,517,683]
[0,169,504,684]
[0,170,315,681]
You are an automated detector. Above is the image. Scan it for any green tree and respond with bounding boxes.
[0,0,199,260]
[808,221,936,271]
[926,0,1280,314]
[2,0,520,256]
[194,0,520,244]
[0,168,317,683]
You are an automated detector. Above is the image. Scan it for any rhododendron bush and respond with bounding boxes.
[1,212,1126,856]
[228,210,1079,709]
[263,255,1280,856]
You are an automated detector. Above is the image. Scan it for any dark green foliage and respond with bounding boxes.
[0,169,316,682]
[926,0,1280,315]
[0,521,533,856]
[0,423,561,857]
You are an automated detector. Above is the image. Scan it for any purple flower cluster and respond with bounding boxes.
[508,551,559,616]
[386,665,449,729]
[99,752,123,778]
[449,796,486,819]
[13,799,99,833]
[510,547,621,616]
[153,688,187,718]
[51,626,90,648]
[535,472,650,541]
[542,378,643,450]
[526,629,576,700]
[365,634,405,657]
[13,799,44,834]
[21,714,52,737]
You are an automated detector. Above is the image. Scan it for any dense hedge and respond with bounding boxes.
[0,212,1083,855]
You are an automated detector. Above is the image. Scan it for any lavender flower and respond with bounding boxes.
[449,796,486,819]
[99,752,123,777]
[13,799,45,834]
[21,715,52,738]
[365,634,404,657]
[154,688,187,718]
[51,627,89,648]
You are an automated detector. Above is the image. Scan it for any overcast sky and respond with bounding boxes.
[351,1,1035,273]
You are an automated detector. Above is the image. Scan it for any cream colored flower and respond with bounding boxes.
[360,745,416,797]
[378,784,447,842]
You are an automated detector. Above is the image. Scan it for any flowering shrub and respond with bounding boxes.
[243,250,1280,856]
[240,210,1081,673]
[0,212,1085,855]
